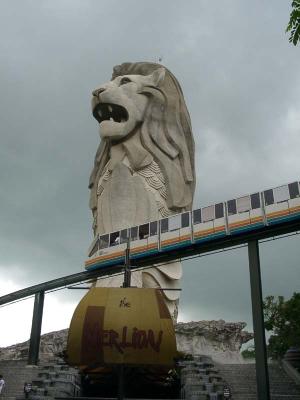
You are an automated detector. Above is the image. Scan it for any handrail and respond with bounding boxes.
[1,218,300,307]
[0,265,124,306]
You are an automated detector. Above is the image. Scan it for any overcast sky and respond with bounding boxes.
[0,0,299,347]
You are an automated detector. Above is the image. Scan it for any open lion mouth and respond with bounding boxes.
[93,103,128,124]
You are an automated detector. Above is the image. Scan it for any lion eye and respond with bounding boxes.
[120,77,132,85]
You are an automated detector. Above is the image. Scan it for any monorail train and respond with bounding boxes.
[85,181,300,271]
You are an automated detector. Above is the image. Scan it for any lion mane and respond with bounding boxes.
[89,62,195,215]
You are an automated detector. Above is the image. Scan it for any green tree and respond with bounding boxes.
[241,344,255,359]
[286,1,300,45]
[263,292,300,359]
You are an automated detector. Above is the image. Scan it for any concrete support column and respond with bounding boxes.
[123,242,131,288]
[28,291,45,365]
[118,365,125,400]
[248,240,270,400]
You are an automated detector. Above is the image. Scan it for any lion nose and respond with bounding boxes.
[92,87,106,97]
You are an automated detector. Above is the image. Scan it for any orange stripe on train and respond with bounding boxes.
[161,233,196,247]
[290,205,300,213]
[85,250,124,265]
[86,243,158,265]
[131,242,158,253]
[267,209,290,218]
[229,217,264,229]
[267,206,300,218]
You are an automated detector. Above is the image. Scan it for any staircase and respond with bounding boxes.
[0,361,40,400]
[0,360,80,400]
[217,362,300,400]
[180,355,225,399]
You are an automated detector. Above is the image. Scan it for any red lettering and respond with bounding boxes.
[109,329,124,354]
[96,327,164,355]
[148,329,163,352]
[136,330,148,349]
[120,326,132,348]
[132,327,138,349]
[100,330,110,346]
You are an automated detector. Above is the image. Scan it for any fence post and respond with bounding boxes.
[248,240,270,400]
[28,291,45,365]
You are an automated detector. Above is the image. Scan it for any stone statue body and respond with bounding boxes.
[89,62,195,319]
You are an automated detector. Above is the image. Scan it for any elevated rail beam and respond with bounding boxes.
[134,218,300,270]
[0,219,299,307]
[0,266,123,306]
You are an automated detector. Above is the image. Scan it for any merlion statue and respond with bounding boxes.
[89,62,195,320]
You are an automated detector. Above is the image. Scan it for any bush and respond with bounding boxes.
[263,292,300,359]
[241,345,255,359]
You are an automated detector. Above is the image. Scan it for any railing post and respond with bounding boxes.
[248,240,270,400]
[118,364,125,400]
[123,239,131,288]
[28,291,45,365]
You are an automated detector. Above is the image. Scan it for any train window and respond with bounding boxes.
[169,215,181,231]
[161,218,169,233]
[289,182,300,199]
[227,199,237,215]
[237,196,251,213]
[150,221,158,236]
[109,231,120,246]
[139,223,149,239]
[181,212,190,228]
[193,209,201,224]
[202,205,215,222]
[273,185,289,203]
[215,203,224,219]
[264,189,274,206]
[120,229,129,244]
[251,193,260,209]
[130,226,138,241]
[99,234,109,249]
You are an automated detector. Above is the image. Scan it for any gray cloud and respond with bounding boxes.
[0,0,299,338]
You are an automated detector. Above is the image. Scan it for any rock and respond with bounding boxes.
[0,329,68,362]
[0,321,253,364]
[175,320,253,364]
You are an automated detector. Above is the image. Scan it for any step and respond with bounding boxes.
[216,362,300,399]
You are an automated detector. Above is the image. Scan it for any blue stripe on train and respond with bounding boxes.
[86,256,125,271]
[87,248,159,270]
[267,212,300,225]
[229,221,265,235]
[193,231,226,243]
[160,238,191,250]
[131,247,158,260]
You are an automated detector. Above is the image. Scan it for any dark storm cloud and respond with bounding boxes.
[0,0,299,334]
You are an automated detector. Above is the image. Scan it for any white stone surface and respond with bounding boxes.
[175,320,254,364]
[89,62,196,319]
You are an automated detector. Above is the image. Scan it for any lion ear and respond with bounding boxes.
[149,68,165,87]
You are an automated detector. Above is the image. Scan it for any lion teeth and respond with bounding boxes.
[110,117,114,121]
[108,105,113,113]
[98,110,102,118]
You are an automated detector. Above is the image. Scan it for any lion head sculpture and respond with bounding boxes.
[89,62,195,223]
